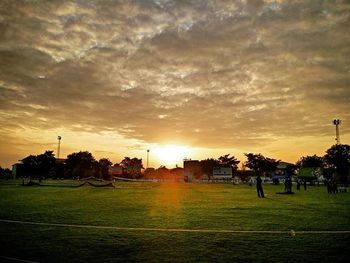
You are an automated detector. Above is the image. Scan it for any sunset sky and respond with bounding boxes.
[0,0,349,168]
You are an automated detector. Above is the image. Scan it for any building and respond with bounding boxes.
[272,161,295,179]
[108,164,142,178]
[183,160,202,182]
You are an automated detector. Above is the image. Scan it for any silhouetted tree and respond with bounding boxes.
[120,157,143,178]
[37,151,56,177]
[285,163,297,177]
[244,153,279,177]
[120,157,143,168]
[21,151,56,180]
[218,154,240,171]
[98,158,113,179]
[324,144,350,185]
[65,151,96,178]
[21,155,39,177]
[296,155,324,168]
[0,166,12,179]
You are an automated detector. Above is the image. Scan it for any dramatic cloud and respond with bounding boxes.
[0,0,349,167]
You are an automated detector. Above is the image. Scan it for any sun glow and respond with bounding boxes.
[153,145,190,167]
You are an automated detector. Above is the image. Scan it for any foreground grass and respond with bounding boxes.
[0,181,349,262]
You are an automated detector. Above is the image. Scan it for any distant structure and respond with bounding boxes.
[183,159,234,182]
[147,149,150,169]
[108,164,142,178]
[57,136,62,158]
[272,161,294,180]
[183,159,202,182]
[333,119,341,144]
[212,167,233,180]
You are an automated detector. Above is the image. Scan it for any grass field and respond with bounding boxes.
[0,180,349,262]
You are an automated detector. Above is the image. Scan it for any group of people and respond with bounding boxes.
[254,175,341,198]
[325,178,338,194]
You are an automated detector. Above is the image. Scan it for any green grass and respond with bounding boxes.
[0,181,349,262]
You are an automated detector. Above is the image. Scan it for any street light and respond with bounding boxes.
[333,119,341,144]
[146,149,150,169]
[57,136,62,158]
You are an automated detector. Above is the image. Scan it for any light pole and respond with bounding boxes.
[57,136,62,158]
[147,149,150,169]
[333,119,341,144]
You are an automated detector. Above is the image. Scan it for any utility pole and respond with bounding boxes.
[146,149,150,169]
[57,136,62,158]
[333,119,341,144]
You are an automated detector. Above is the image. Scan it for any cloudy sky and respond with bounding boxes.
[0,0,349,168]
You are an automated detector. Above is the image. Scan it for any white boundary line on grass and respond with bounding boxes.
[0,256,39,263]
[1,219,350,235]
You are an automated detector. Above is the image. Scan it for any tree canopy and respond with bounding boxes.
[244,153,279,176]
[98,158,113,179]
[21,150,56,178]
[120,157,143,168]
[218,154,240,169]
[324,144,350,184]
[296,155,324,168]
[65,151,96,178]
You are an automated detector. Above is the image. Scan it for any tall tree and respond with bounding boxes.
[98,158,113,179]
[218,154,240,171]
[296,155,324,168]
[36,151,56,176]
[244,153,279,177]
[0,166,12,178]
[120,157,143,178]
[120,157,143,168]
[324,144,350,184]
[65,151,96,178]
[21,151,56,179]
[21,155,39,177]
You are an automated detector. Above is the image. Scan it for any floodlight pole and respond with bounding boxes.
[147,149,150,169]
[333,119,341,144]
[57,136,62,158]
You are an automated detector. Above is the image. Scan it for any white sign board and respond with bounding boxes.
[213,167,233,178]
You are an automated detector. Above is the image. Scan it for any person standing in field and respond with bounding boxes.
[256,175,265,198]
[296,179,301,191]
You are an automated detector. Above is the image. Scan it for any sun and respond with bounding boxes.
[153,145,190,167]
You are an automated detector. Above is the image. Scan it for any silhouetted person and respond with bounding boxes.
[296,179,301,191]
[326,179,331,194]
[332,179,338,194]
[284,178,288,191]
[286,176,292,192]
[256,175,264,198]
[304,180,307,190]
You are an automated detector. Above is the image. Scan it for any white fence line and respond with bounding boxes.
[1,219,349,235]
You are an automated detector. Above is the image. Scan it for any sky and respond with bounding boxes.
[0,0,349,168]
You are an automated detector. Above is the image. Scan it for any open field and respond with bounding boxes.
[0,181,349,262]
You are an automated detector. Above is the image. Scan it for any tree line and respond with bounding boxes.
[2,144,350,184]
[11,151,142,181]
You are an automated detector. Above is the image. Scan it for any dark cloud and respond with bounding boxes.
[0,0,350,166]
